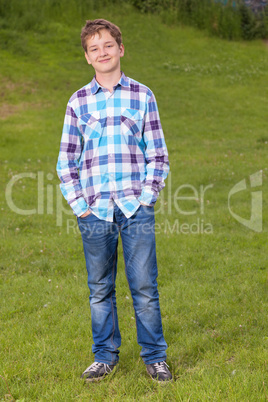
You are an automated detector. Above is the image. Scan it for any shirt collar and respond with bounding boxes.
[119,72,130,88]
[90,72,130,95]
[90,77,100,95]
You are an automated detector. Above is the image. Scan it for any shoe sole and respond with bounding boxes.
[82,367,116,382]
[83,375,107,382]
[147,372,173,383]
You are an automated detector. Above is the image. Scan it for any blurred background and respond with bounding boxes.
[1,1,267,400]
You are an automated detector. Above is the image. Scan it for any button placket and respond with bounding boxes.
[105,94,117,199]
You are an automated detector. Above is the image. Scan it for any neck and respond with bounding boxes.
[95,70,122,93]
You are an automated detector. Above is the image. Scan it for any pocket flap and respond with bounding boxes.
[79,111,100,126]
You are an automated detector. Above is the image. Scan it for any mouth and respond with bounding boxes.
[99,58,111,63]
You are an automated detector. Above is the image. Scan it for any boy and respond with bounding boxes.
[56,19,171,382]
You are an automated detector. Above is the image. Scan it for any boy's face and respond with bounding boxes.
[85,29,124,76]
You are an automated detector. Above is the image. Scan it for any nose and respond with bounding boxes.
[99,47,108,57]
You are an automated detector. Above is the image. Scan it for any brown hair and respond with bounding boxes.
[81,19,122,52]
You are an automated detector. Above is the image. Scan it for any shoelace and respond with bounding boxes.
[85,362,105,373]
[154,362,169,373]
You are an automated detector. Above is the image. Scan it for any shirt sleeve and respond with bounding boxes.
[138,91,170,206]
[56,102,89,217]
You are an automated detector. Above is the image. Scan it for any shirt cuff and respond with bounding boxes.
[138,189,157,206]
[70,197,89,217]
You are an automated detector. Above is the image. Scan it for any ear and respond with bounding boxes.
[85,52,91,65]
[119,44,124,58]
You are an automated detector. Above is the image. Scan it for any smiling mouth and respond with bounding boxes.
[99,59,111,63]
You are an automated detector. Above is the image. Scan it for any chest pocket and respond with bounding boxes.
[120,108,144,138]
[78,111,101,139]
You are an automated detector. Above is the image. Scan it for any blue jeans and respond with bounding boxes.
[77,204,167,365]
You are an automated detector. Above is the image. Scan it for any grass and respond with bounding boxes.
[1,2,268,400]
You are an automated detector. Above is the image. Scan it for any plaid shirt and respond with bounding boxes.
[56,72,169,222]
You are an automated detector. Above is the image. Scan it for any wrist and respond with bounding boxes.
[80,209,91,218]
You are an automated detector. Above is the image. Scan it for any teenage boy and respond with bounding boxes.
[56,19,171,382]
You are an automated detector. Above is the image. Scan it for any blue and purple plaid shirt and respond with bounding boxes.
[56,72,169,222]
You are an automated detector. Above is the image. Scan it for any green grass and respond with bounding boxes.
[1,2,268,401]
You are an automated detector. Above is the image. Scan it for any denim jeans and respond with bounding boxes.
[77,204,167,365]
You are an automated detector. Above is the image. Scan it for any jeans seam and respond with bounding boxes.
[109,247,118,354]
[121,234,140,346]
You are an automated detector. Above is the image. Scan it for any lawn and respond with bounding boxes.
[0,2,268,401]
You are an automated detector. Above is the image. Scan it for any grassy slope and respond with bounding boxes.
[1,3,268,400]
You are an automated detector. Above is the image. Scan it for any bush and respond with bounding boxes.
[131,0,268,40]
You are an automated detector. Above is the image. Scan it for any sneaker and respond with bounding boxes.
[146,361,172,382]
[81,362,115,382]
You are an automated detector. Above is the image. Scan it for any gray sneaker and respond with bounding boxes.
[146,361,172,382]
[81,362,115,382]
